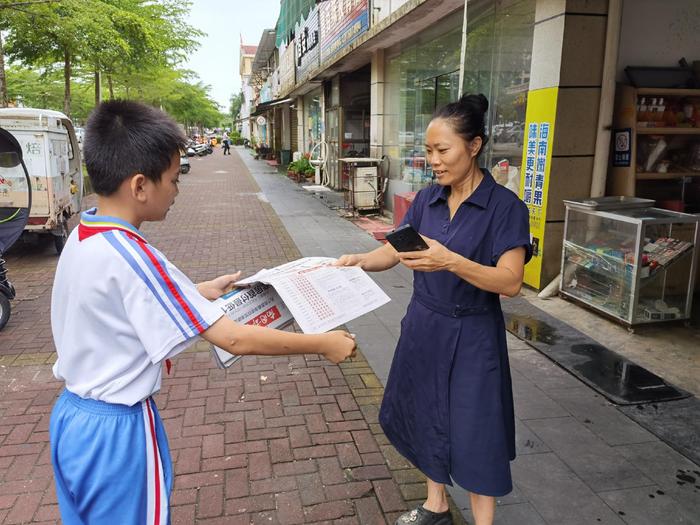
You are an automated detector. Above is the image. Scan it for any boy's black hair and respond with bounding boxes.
[83,100,186,195]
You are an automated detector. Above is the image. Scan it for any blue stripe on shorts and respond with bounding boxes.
[49,390,172,525]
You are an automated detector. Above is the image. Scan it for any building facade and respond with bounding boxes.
[239,43,258,140]
[246,0,700,291]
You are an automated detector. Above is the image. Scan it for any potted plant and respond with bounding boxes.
[295,156,314,181]
[287,160,301,181]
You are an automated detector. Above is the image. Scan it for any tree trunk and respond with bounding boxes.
[107,74,114,99]
[63,50,72,117]
[0,32,8,108]
[94,66,101,105]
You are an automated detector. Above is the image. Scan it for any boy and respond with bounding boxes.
[49,100,356,525]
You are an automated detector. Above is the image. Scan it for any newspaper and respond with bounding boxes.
[210,283,294,369]
[236,257,391,334]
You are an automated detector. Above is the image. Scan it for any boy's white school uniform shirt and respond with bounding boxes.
[51,209,224,406]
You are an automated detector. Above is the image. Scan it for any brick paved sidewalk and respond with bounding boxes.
[0,150,464,524]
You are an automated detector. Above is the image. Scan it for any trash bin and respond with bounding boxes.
[280,149,292,167]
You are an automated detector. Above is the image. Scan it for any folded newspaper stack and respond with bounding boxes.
[210,257,390,369]
[210,284,293,368]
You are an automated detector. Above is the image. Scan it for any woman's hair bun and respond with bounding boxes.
[432,93,490,155]
[458,93,488,116]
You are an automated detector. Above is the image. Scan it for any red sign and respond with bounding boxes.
[246,306,282,327]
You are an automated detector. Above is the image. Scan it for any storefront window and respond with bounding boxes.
[303,89,323,152]
[463,0,536,194]
[384,15,463,191]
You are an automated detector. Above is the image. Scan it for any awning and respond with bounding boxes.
[276,0,316,46]
[251,97,294,116]
[252,29,277,75]
[287,0,463,96]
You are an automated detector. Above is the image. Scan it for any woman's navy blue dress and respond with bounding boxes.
[379,170,532,497]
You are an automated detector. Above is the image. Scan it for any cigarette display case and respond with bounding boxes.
[560,197,699,326]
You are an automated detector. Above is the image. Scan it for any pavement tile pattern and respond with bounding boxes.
[241,149,700,525]
[0,151,465,524]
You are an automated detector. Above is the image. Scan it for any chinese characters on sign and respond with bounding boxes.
[523,123,538,205]
[295,7,320,79]
[319,0,369,63]
[535,122,550,208]
[296,25,319,66]
[518,87,558,288]
[522,122,549,208]
[521,121,551,259]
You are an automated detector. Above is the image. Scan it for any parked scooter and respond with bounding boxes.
[191,142,209,156]
[180,154,191,174]
[0,126,32,330]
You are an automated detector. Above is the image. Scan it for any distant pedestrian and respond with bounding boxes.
[335,94,531,525]
[222,132,231,155]
[49,100,356,525]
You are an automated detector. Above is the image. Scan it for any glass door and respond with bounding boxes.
[407,71,460,187]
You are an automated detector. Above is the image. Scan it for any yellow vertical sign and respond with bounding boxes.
[519,87,558,289]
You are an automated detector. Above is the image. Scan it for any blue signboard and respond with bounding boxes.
[320,0,369,63]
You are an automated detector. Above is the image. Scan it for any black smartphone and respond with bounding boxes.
[385,224,429,252]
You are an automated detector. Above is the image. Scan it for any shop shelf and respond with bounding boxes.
[636,172,700,180]
[636,127,700,135]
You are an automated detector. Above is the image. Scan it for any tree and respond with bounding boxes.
[2,0,203,114]
[4,0,118,115]
[4,64,93,121]
[94,0,203,103]
[229,92,243,123]
[0,0,60,107]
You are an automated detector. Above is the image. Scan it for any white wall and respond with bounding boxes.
[617,0,700,82]
[372,0,412,24]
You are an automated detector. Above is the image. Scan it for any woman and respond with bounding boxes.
[335,94,531,525]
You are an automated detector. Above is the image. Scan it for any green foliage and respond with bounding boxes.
[229,92,243,120]
[288,157,315,175]
[0,0,211,124]
[5,65,94,122]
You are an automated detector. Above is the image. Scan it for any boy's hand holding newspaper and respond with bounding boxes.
[196,272,242,300]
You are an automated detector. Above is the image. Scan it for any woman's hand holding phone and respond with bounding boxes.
[397,236,457,273]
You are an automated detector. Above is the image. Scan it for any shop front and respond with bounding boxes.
[303,88,324,153]
[322,67,372,190]
[384,0,536,216]
[382,13,463,211]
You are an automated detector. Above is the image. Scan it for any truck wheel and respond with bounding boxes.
[0,294,10,331]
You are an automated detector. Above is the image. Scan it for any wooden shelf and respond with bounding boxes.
[610,85,700,199]
[636,88,700,97]
[636,127,700,135]
[636,172,700,180]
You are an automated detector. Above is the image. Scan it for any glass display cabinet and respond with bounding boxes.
[560,197,700,326]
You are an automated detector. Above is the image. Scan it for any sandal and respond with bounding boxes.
[395,505,453,525]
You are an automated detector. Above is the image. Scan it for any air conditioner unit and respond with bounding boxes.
[351,166,378,209]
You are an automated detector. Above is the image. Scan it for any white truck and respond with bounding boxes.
[0,108,83,253]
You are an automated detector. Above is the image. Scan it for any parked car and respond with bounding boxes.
[0,108,83,253]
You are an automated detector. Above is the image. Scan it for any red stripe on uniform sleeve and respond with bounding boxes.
[133,237,206,333]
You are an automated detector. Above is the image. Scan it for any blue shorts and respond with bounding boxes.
[50,390,172,525]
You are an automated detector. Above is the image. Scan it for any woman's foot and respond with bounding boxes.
[395,505,453,525]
